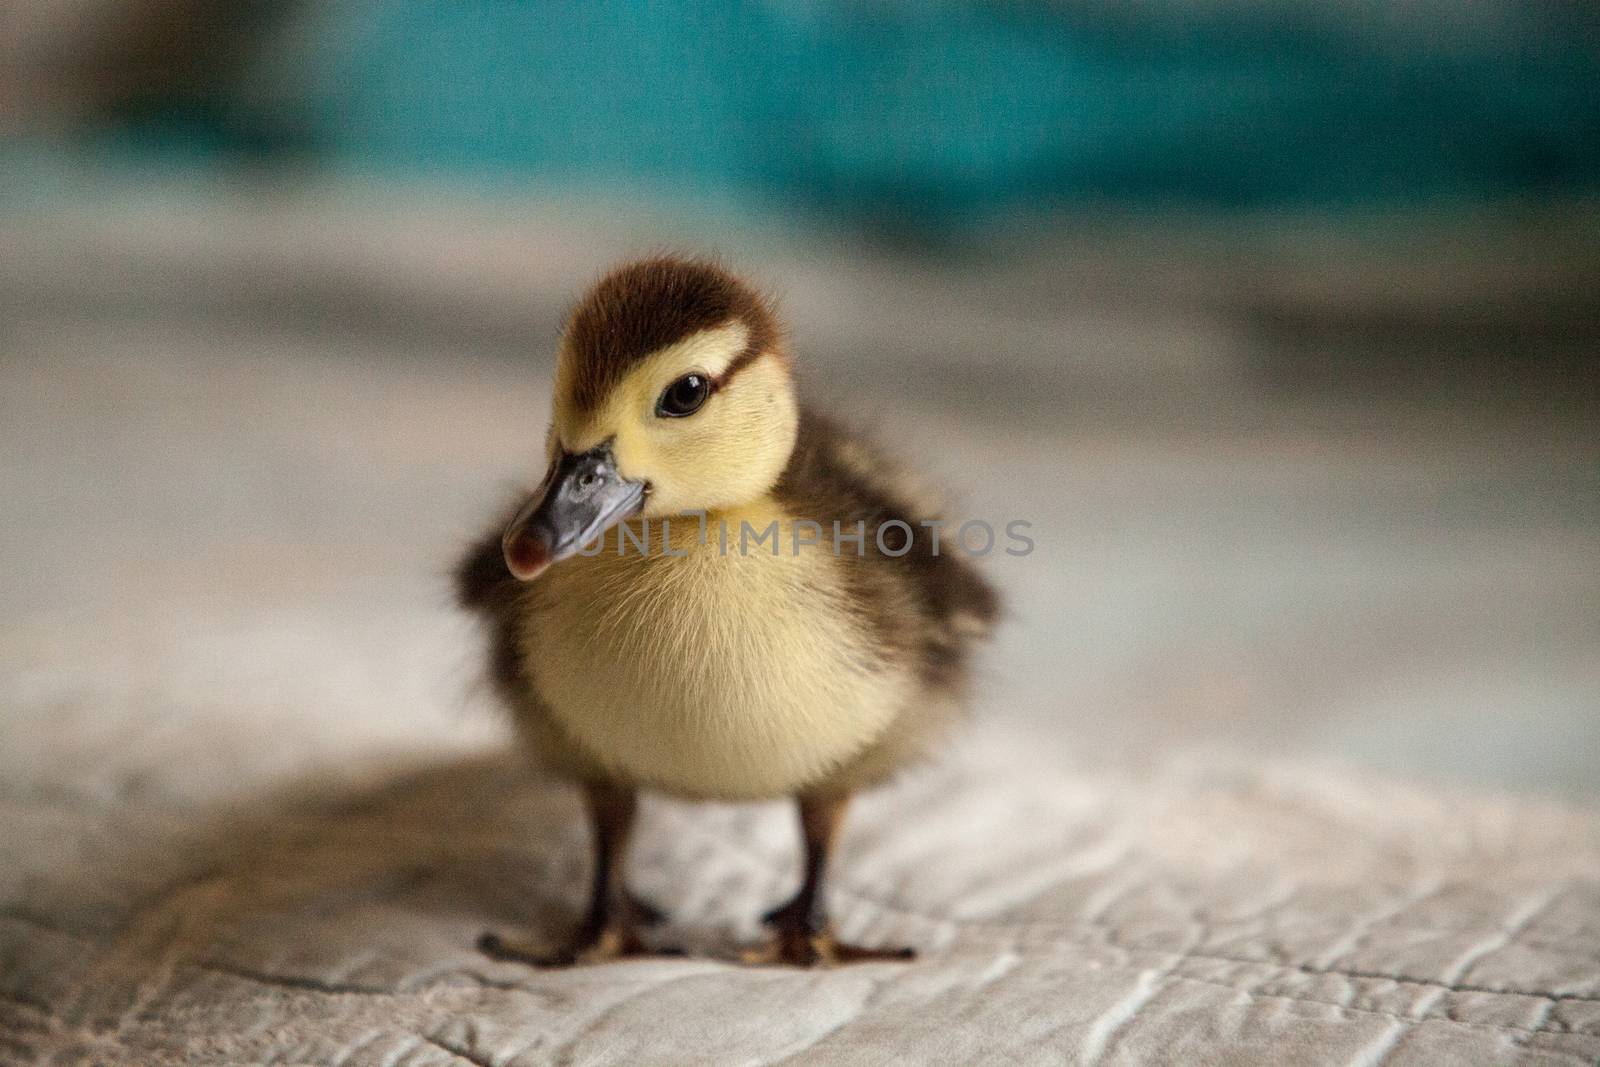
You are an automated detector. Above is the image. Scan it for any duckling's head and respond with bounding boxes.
[502,256,798,580]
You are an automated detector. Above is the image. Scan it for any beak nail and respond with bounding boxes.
[503,528,552,582]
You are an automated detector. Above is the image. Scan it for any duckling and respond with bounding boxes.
[457,256,998,967]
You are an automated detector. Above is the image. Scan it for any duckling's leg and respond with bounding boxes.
[747,792,916,967]
[478,781,667,966]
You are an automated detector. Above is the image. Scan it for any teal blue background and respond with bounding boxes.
[48,2,1600,226]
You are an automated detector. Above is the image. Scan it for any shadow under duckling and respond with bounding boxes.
[456,256,998,967]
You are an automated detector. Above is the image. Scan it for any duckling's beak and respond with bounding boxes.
[501,442,647,581]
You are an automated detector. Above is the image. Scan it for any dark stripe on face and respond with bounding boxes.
[707,333,773,395]
[564,256,780,412]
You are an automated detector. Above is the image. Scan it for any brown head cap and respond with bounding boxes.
[562,256,782,412]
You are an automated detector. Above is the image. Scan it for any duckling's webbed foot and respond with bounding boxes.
[479,782,678,967]
[748,897,915,966]
[478,922,654,967]
[745,793,916,968]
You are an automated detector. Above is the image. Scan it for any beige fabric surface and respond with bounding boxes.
[6,732,1600,1066]
[3,189,1599,1065]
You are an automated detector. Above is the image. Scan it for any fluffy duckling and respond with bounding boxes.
[457,256,998,966]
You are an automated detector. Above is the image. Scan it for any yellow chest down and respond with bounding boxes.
[519,512,911,800]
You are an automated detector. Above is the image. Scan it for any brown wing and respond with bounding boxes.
[454,512,518,616]
[775,404,1001,695]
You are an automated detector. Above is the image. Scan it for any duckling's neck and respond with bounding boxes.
[624,495,791,559]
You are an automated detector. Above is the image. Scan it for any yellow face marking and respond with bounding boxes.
[552,321,748,448]
[549,320,799,517]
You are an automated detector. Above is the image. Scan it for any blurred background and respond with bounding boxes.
[2,1,1597,806]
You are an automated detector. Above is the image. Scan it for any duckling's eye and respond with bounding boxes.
[655,373,711,418]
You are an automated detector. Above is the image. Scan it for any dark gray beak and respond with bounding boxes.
[501,442,647,581]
